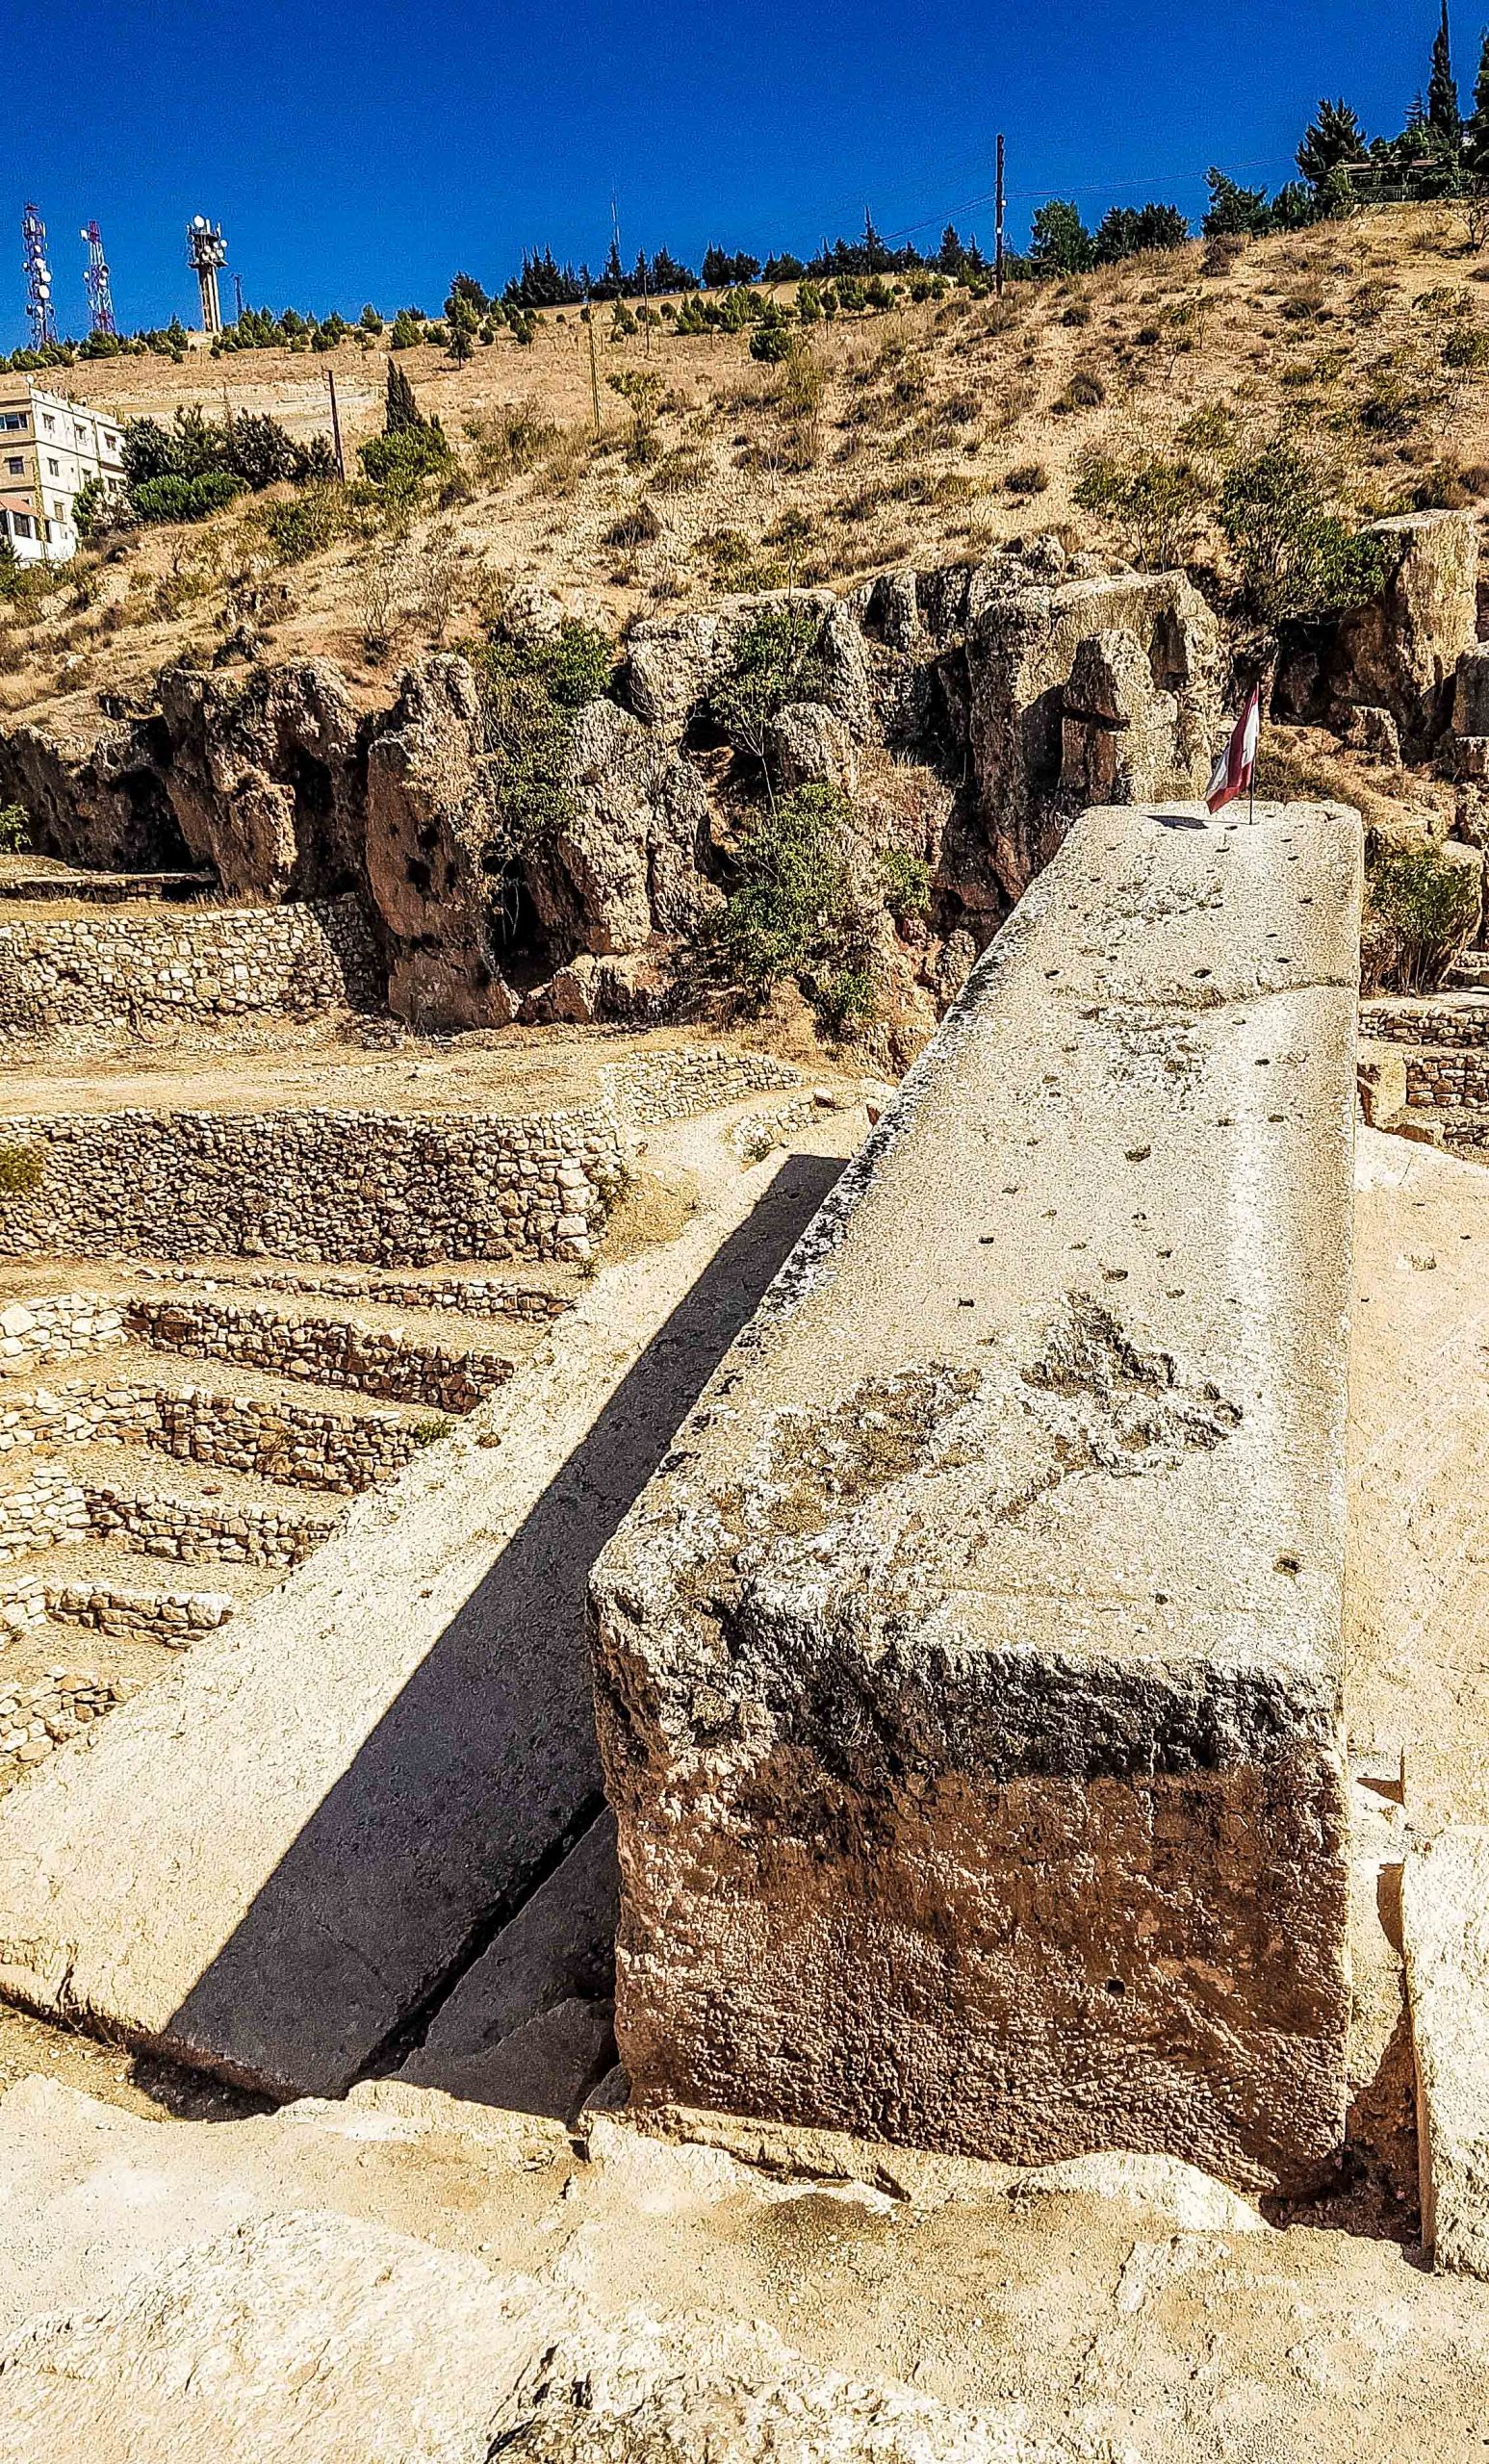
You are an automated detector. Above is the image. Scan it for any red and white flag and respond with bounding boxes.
[1205,685,1262,815]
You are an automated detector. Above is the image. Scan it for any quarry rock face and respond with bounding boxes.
[966,572,1223,901]
[591,799,1363,2194]
[363,653,515,1030]
[159,659,366,903]
[1334,509,1478,755]
[536,696,713,958]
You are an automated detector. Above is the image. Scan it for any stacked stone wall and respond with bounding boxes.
[0,1378,425,1495]
[134,1265,575,1323]
[1363,1002,1489,1049]
[0,895,381,1034]
[604,1048,801,1126]
[119,1296,512,1412]
[0,1106,622,1267]
[1403,1050,1489,1108]
[0,1465,333,1570]
[0,1667,134,1784]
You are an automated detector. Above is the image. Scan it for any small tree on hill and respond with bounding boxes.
[1028,199,1094,275]
[385,360,422,433]
[1429,0,1462,143]
[1296,99,1368,191]
[1465,29,1489,176]
[1203,167,1271,235]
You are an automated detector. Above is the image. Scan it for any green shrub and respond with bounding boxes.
[358,425,450,487]
[708,603,828,758]
[1364,843,1481,993]
[880,845,931,918]
[257,484,349,563]
[131,472,244,525]
[0,802,29,854]
[0,1142,43,1197]
[470,620,614,888]
[1445,326,1489,372]
[706,782,860,993]
[1219,446,1392,623]
[1073,448,1209,568]
[812,963,880,1036]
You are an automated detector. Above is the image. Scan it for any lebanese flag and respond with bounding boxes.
[1206,685,1262,814]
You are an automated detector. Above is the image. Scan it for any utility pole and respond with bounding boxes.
[326,369,346,481]
[995,134,1006,296]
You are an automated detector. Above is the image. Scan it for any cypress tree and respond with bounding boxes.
[384,360,422,434]
[1466,27,1489,173]
[1429,0,1462,143]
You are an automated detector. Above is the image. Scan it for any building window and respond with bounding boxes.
[0,414,24,432]
[45,459,58,476]
[41,415,54,434]
[13,513,32,539]
[5,459,20,476]
[52,501,64,520]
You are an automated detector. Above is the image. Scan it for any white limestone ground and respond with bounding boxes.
[0,2072,1485,2461]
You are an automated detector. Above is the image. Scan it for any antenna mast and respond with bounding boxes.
[186,214,228,336]
[80,220,117,337]
[21,204,56,350]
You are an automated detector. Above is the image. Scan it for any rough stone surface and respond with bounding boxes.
[966,573,1222,900]
[1334,510,1478,755]
[1452,642,1489,740]
[763,700,860,794]
[592,801,1362,2194]
[0,2071,1485,2462]
[1402,1825,1489,2279]
[1059,629,1188,808]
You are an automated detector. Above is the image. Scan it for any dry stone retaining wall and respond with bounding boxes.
[1362,1002,1489,1049]
[0,1378,425,1494]
[0,1106,623,1268]
[0,895,380,1036]
[120,1296,512,1412]
[604,1048,801,1126]
[1403,1051,1489,1109]
[1,1572,233,1645]
[0,1465,333,1571]
[0,1667,132,1784]
[134,1264,575,1323]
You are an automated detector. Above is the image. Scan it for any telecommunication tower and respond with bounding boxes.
[80,220,116,337]
[186,214,227,336]
[21,204,56,350]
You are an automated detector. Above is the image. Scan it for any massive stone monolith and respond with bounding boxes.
[591,800,1362,2195]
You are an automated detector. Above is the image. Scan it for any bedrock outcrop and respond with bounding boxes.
[590,799,1363,2195]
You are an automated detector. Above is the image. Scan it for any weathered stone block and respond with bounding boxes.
[592,801,1362,2194]
[1402,1826,1489,2278]
[1334,510,1477,756]
[966,573,1222,901]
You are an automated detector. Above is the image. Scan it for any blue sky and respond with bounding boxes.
[0,0,1453,346]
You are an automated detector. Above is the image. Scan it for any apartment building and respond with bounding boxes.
[0,378,125,564]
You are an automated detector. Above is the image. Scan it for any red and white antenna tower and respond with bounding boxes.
[80,220,116,337]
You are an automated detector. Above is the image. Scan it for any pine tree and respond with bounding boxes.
[1296,98,1368,189]
[384,360,422,434]
[1429,1,1462,143]
[1466,27,1489,174]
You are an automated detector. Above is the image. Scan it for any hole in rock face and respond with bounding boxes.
[1104,1977,1126,1996]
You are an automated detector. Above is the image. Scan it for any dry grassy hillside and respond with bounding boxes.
[7,200,1489,731]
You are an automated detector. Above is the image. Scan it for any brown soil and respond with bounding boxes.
[7,202,1487,732]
